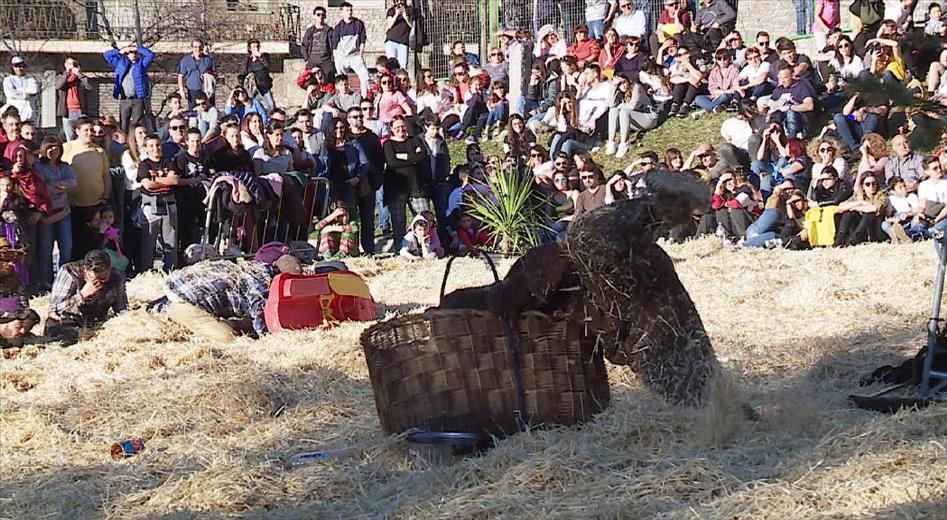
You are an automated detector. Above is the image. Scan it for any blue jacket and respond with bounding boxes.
[103,46,155,100]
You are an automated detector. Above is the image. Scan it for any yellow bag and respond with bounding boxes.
[804,206,840,247]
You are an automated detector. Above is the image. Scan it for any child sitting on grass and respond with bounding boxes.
[314,200,359,259]
[455,212,491,256]
[400,215,442,261]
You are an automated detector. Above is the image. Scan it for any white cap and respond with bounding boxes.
[10,56,25,66]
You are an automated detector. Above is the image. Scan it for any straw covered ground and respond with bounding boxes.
[1,239,945,519]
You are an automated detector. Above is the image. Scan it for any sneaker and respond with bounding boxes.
[712,105,726,114]
[616,141,630,158]
[690,109,707,120]
[677,104,691,118]
[764,237,783,249]
[669,103,680,115]
[605,141,616,155]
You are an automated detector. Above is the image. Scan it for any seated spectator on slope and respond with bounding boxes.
[809,166,854,206]
[573,165,606,219]
[400,214,442,260]
[884,133,925,190]
[606,75,660,158]
[707,171,758,240]
[455,212,491,256]
[694,0,737,50]
[46,249,127,346]
[162,253,302,342]
[759,64,817,139]
[834,172,889,246]
[694,49,741,113]
[569,25,602,68]
[314,200,359,259]
[919,155,947,238]
[883,176,923,242]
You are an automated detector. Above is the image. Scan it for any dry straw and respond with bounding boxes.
[1,240,945,518]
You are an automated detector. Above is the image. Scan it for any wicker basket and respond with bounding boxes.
[360,306,610,438]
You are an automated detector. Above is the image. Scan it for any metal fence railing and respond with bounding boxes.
[0,0,300,42]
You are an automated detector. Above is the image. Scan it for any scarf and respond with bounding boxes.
[13,168,52,215]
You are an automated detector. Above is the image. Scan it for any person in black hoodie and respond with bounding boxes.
[809,166,853,206]
[383,115,428,251]
[419,119,453,244]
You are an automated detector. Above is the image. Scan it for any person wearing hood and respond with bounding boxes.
[400,214,442,260]
[534,25,568,61]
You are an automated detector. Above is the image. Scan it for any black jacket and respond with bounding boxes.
[420,136,451,184]
[301,25,334,68]
[55,72,93,118]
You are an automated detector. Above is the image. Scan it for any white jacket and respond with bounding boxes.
[2,74,40,122]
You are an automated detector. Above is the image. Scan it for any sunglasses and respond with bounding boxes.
[819,147,834,152]
[864,181,877,186]
[716,57,730,62]
[315,12,326,17]
[838,43,852,49]
[580,175,595,180]
[490,52,502,56]
[454,71,467,77]
[529,152,543,157]
[348,114,363,119]
[758,41,770,46]
[380,80,391,85]
[170,125,186,131]
[554,161,568,167]
[627,42,640,47]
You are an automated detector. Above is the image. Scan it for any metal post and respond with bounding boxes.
[922,234,947,395]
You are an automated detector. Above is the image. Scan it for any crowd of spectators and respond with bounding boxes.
[1,0,947,348]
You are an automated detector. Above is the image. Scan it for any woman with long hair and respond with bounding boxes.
[119,123,147,272]
[598,27,626,79]
[252,123,297,175]
[211,123,253,174]
[544,92,580,157]
[503,113,537,171]
[33,137,75,289]
[834,171,888,246]
[606,75,659,158]
[413,68,449,122]
[239,112,265,155]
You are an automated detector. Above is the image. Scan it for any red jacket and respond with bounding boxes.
[569,39,602,66]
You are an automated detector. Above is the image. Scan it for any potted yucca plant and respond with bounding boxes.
[464,167,549,256]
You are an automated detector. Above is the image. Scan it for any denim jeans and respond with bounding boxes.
[833,112,880,151]
[748,82,773,99]
[587,19,605,40]
[694,92,740,112]
[743,231,778,248]
[385,41,409,69]
[771,110,807,138]
[515,97,540,117]
[376,186,390,232]
[744,208,781,241]
[793,0,811,35]
[37,216,73,288]
[485,102,509,127]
